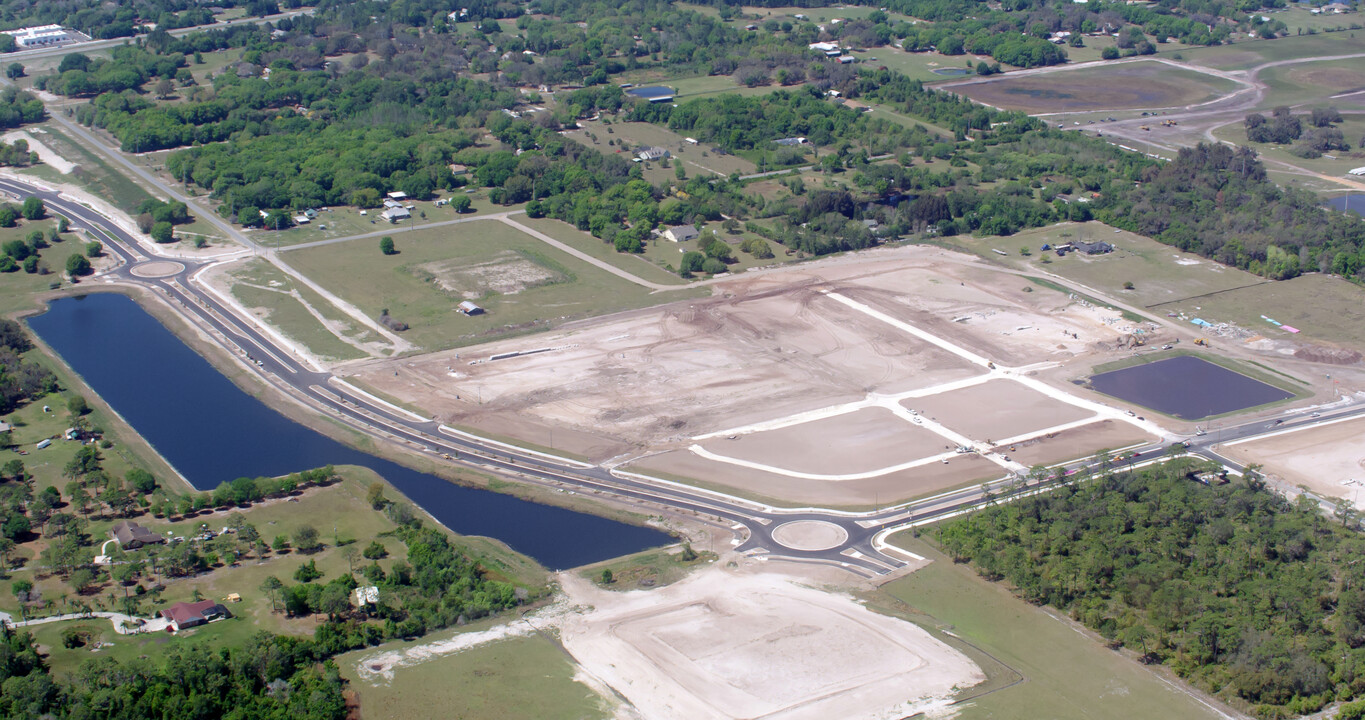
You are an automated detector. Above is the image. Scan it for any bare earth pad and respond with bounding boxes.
[695,407,951,476]
[908,379,1095,442]
[559,568,982,720]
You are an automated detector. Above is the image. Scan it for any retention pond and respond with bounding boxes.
[1088,355,1293,420]
[28,293,669,569]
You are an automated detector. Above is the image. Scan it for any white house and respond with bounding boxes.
[381,207,411,223]
[663,225,700,243]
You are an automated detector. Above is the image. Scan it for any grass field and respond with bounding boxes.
[1171,32,1365,71]
[226,258,377,361]
[284,220,691,351]
[1159,272,1365,354]
[1213,113,1365,180]
[950,60,1242,114]
[19,124,157,213]
[577,545,715,591]
[943,222,1270,310]
[1256,58,1365,108]
[514,217,689,285]
[565,119,757,180]
[876,535,1234,720]
[340,629,609,720]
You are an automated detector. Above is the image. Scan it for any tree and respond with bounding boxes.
[126,468,156,494]
[260,575,285,613]
[599,568,613,585]
[20,197,43,220]
[67,394,89,417]
[4,63,22,80]
[69,567,96,595]
[362,541,387,560]
[154,78,174,99]
[66,253,91,276]
[379,236,396,255]
[317,583,351,620]
[150,222,173,243]
[366,482,387,509]
[1101,46,1120,60]
[450,195,472,213]
[294,524,321,553]
[85,241,102,257]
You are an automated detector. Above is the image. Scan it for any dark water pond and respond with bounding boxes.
[28,293,669,569]
[931,67,972,76]
[1089,355,1293,420]
[1326,194,1365,218]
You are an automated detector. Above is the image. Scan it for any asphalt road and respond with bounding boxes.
[8,176,1365,576]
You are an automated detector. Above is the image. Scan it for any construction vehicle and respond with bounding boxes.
[1194,338,1208,346]
[1140,125,1151,131]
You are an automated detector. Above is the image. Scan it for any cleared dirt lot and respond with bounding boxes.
[558,566,983,720]
[1001,419,1152,467]
[908,379,1095,442]
[1220,417,1365,508]
[695,407,951,476]
[347,247,1145,504]
[629,447,998,507]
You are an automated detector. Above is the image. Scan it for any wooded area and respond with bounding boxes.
[940,461,1365,717]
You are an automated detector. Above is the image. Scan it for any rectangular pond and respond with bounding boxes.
[1088,355,1294,420]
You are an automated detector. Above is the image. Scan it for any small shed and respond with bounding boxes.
[458,301,484,316]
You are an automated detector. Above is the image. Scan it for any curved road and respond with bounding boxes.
[9,176,1364,577]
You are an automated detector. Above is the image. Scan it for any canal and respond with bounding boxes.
[28,293,669,570]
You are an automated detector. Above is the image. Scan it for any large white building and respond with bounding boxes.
[2,25,75,49]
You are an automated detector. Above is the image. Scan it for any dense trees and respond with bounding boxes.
[1101,143,1365,281]
[0,319,56,415]
[941,460,1365,715]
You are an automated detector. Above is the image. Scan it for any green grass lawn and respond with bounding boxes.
[876,534,1234,720]
[340,629,609,720]
[28,612,259,679]
[515,217,688,286]
[284,220,696,351]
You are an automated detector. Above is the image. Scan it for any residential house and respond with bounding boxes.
[381,207,411,223]
[637,146,670,161]
[112,520,165,549]
[161,600,229,632]
[663,225,700,243]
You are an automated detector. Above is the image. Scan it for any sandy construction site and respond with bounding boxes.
[557,565,983,720]
[348,247,1161,505]
[1220,416,1365,509]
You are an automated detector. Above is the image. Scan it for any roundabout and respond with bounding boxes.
[771,520,849,551]
[130,261,184,278]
